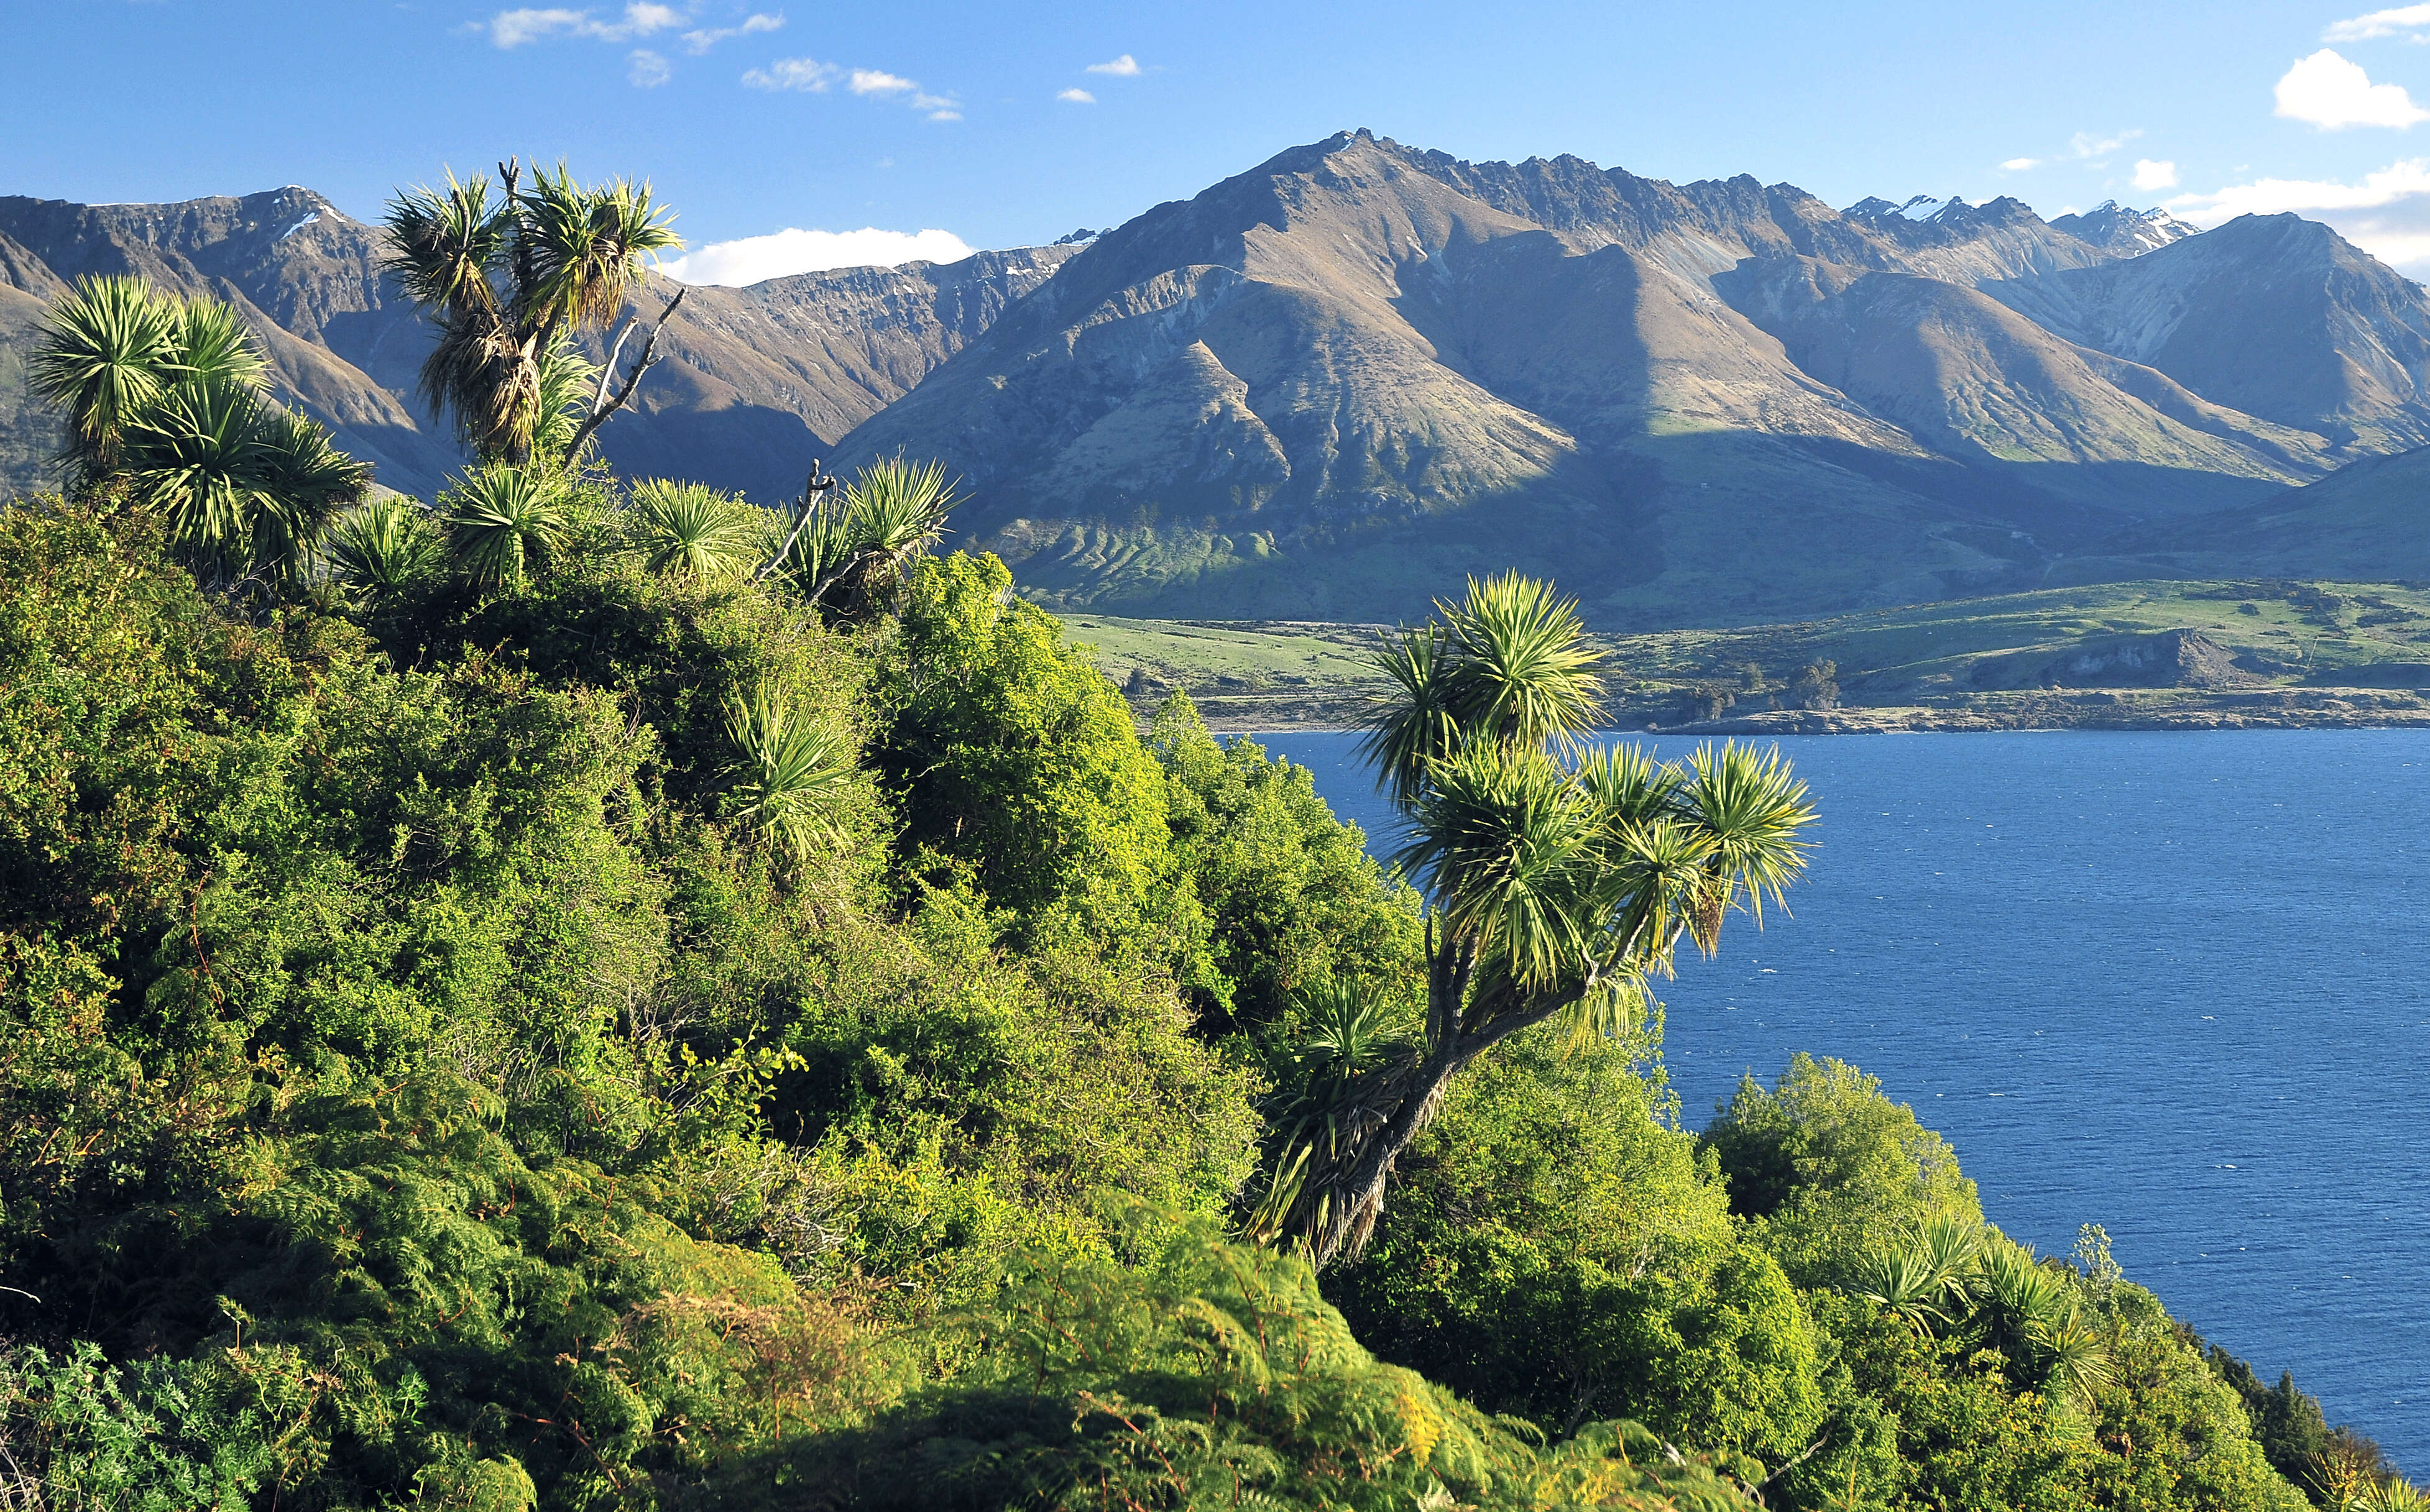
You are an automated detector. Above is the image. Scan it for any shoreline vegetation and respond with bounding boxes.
[1070,579,2430,734]
[0,172,2418,1508]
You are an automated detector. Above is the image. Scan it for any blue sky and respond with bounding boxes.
[15,1,2430,279]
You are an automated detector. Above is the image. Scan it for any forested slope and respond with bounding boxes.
[0,493,2393,1510]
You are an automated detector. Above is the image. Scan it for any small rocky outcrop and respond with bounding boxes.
[1972,628,2256,690]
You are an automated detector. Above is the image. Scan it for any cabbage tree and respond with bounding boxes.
[383,160,683,467]
[30,275,368,584]
[1247,574,1818,1269]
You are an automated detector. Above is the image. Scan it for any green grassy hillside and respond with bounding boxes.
[1071,578,2430,730]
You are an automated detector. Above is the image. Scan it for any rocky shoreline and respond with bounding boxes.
[1184,687,2430,736]
[1650,687,2430,736]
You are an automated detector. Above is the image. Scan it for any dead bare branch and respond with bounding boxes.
[560,286,686,464]
[753,461,840,585]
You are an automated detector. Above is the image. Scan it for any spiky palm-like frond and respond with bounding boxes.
[324,496,445,605]
[29,274,182,482]
[1442,572,1606,752]
[170,295,269,390]
[763,494,855,588]
[1259,571,1815,1271]
[1848,1246,1952,1339]
[724,687,853,862]
[1575,743,1682,829]
[32,277,364,582]
[2357,1479,2430,1512]
[625,477,760,582]
[382,170,507,315]
[384,163,680,465]
[758,457,960,618]
[1360,622,1462,815]
[119,374,267,576]
[442,464,566,588]
[1969,1241,2069,1359]
[842,455,957,559]
[1242,978,1415,1253]
[1360,574,1606,815]
[2035,1303,2112,1406]
[1398,743,1598,998]
[1678,741,1816,951]
[1914,1212,1984,1306]
[421,305,540,462]
[246,406,372,577]
[819,456,959,615]
[522,164,679,332]
[530,328,599,463]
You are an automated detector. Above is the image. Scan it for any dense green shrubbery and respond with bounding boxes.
[0,482,2396,1511]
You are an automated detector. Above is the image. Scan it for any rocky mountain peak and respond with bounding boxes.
[1843,195,1950,223]
[2048,199,2201,257]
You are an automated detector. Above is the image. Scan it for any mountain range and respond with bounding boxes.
[0,186,1076,507]
[4,131,2429,627]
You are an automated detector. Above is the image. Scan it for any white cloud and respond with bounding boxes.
[743,57,957,117]
[2168,158,2430,268]
[2325,4,2430,41]
[2172,158,2430,219]
[1997,130,2136,175]
[681,12,781,53]
[2132,158,2178,191]
[1085,53,1141,75]
[1057,87,1095,103]
[481,7,583,45]
[627,47,670,86]
[742,56,834,91]
[2067,129,2139,160]
[662,226,977,285]
[476,2,679,47]
[2275,49,2429,128]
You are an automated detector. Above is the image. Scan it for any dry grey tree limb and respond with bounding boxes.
[560,286,687,464]
[592,315,640,416]
[753,460,840,585]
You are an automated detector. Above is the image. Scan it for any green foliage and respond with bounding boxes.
[323,493,447,607]
[1326,1029,1820,1466]
[624,477,760,583]
[766,456,961,625]
[1361,571,1607,810]
[1252,715,1817,1265]
[1149,692,1420,1031]
[25,272,180,479]
[1701,1052,1981,1285]
[0,1340,280,1510]
[728,1211,1762,1512]
[875,551,1209,969]
[0,469,2367,1512]
[443,462,568,587]
[1792,661,1840,711]
[29,276,369,583]
[722,684,854,862]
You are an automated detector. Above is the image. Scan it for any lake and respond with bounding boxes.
[1251,727,2429,1469]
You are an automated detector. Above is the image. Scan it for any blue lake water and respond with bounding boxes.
[1251,728,2429,1468]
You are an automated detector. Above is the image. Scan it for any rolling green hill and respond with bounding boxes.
[1070,578,2430,731]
